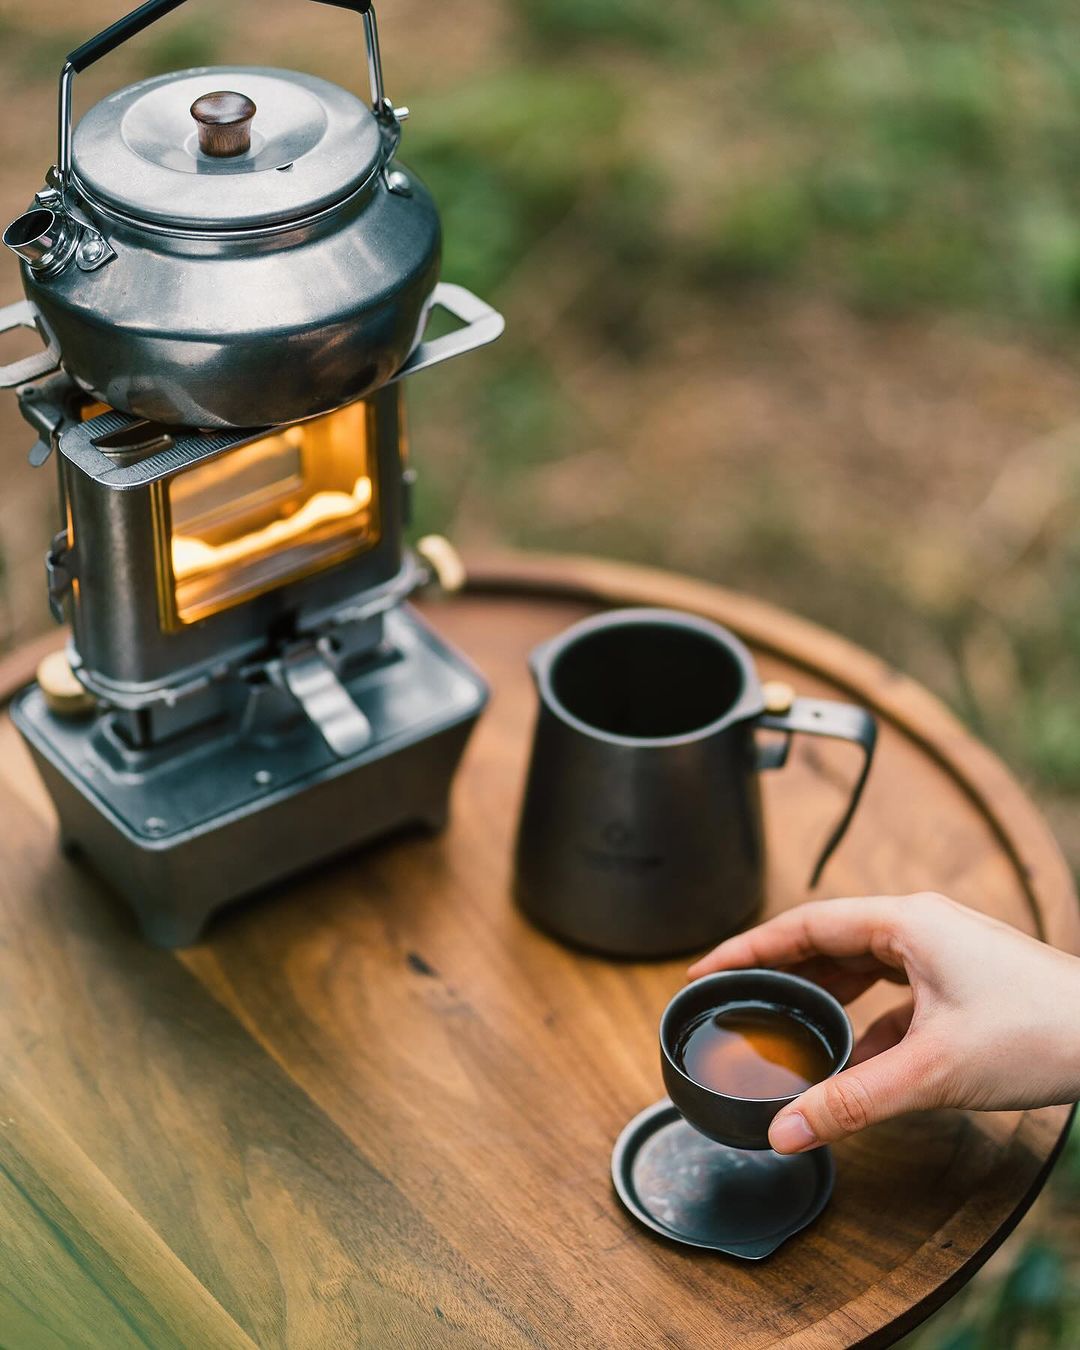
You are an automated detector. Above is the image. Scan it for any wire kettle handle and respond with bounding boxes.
[56,0,388,201]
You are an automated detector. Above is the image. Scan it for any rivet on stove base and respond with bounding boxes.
[143,817,168,836]
[254,769,273,786]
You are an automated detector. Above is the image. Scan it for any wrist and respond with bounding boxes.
[1021,947,1080,1105]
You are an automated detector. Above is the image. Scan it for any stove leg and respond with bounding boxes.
[419,797,450,834]
[136,904,214,951]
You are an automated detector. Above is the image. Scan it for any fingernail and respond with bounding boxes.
[769,1110,817,1154]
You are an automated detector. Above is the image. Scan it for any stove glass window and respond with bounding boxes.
[166,401,379,626]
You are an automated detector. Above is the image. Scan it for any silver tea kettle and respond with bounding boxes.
[0,0,458,428]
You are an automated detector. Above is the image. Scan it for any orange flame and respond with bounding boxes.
[172,475,373,581]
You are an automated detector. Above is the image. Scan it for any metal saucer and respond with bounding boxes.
[611,1099,834,1259]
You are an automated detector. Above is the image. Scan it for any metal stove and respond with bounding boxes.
[0,0,503,944]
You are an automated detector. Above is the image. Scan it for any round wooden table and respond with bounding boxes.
[0,553,1076,1349]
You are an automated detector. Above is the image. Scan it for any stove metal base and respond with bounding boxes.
[12,607,487,947]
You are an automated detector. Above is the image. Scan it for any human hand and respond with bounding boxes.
[686,892,1080,1154]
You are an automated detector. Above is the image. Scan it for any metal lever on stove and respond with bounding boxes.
[0,300,61,388]
[277,643,373,760]
[54,0,394,208]
[391,285,506,383]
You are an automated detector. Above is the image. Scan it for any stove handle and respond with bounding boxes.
[0,301,62,389]
[56,0,385,204]
[391,285,507,383]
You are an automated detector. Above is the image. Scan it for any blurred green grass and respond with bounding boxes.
[409,1,1080,317]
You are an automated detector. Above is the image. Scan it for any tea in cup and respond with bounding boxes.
[660,969,853,1151]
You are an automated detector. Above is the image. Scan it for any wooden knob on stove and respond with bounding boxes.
[416,535,467,596]
[37,649,96,718]
[190,91,257,158]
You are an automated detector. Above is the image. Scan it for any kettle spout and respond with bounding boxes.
[4,207,77,271]
[4,207,114,277]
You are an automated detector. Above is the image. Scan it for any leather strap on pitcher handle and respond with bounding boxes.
[757,697,878,888]
[57,0,382,202]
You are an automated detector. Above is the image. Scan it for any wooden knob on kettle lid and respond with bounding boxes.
[190,90,257,157]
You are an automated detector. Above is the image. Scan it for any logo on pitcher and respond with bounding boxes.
[580,820,663,873]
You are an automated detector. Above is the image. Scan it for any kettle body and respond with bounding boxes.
[17,102,441,428]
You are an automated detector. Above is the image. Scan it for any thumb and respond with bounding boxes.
[768,1042,933,1152]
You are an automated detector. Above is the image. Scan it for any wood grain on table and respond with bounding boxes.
[0,554,1075,1349]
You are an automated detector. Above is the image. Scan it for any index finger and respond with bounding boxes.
[686,896,908,980]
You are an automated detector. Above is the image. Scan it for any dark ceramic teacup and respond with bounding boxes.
[660,969,853,1151]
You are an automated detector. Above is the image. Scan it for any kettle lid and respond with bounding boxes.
[72,66,383,231]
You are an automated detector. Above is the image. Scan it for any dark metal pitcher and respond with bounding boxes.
[513,608,877,959]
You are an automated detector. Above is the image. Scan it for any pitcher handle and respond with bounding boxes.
[756,694,877,888]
